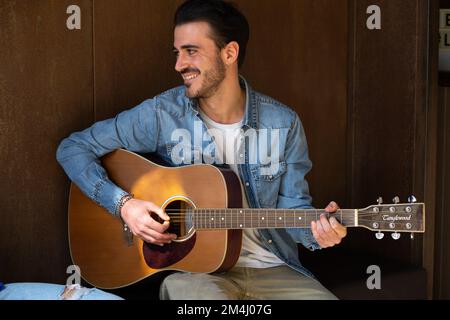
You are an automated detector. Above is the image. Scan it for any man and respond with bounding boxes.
[57,0,346,300]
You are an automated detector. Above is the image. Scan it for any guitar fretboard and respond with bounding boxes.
[191,209,357,230]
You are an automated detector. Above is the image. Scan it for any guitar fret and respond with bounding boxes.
[239,209,243,229]
[230,208,232,229]
[221,210,224,229]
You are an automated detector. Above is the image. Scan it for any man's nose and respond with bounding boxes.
[175,54,187,73]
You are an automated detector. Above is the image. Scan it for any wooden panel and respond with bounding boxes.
[0,0,93,283]
[423,0,439,299]
[239,0,348,208]
[347,0,431,265]
[435,87,450,299]
[93,0,183,120]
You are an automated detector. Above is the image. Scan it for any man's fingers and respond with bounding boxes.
[325,201,340,213]
[143,202,177,239]
[147,228,176,243]
[146,219,177,240]
[148,217,170,233]
[147,202,170,221]
[330,217,347,238]
[316,217,336,246]
[311,221,332,248]
[135,227,175,245]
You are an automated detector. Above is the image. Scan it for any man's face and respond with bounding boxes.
[173,22,226,99]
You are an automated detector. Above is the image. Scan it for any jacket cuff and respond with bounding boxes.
[301,229,322,251]
[93,179,130,217]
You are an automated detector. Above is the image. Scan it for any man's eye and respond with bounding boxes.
[187,49,196,55]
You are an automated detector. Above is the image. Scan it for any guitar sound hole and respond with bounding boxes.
[153,199,195,242]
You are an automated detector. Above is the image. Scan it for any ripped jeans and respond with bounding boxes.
[0,283,123,300]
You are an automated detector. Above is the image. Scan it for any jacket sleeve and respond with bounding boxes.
[56,99,159,216]
[277,112,321,251]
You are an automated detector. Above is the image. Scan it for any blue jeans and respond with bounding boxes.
[0,283,123,300]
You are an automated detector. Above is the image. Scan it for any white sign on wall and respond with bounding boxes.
[439,9,450,71]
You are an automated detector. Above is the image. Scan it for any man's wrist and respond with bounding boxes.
[116,193,134,217]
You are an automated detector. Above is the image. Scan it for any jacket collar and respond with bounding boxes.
[187,75,258,130]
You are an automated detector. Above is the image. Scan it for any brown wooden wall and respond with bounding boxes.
[346,0,432,262]
[239,0,348,208]
[435,86,450,299]
[346,1,436,299]
[0,0,94,284]
[0,0,348,285]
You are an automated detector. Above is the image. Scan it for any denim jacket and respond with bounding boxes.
[56,77,321,279]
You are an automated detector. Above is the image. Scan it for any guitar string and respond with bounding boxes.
[163,213,418,218]
[163,212,419,217]
[164,219,420,224]
[160,209,415,216]
[161,208,419,213]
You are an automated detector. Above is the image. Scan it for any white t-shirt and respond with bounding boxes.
[199,109,285,268]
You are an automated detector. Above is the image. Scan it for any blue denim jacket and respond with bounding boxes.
[56,77,321,279]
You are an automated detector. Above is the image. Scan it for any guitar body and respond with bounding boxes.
[68,149,243,289]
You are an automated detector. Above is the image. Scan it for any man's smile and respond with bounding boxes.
[182,71,200,83]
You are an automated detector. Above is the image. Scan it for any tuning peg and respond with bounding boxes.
[393,196,400,204]
[391,232,401,240]
[408,195,417,203]
[375,232,384,240]
[377,197,383,205]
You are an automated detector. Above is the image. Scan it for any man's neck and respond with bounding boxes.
[198,76,246,125]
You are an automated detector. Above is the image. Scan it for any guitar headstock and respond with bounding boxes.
[357,196,425,240]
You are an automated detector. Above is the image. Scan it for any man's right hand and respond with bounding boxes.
[120,199,177,246]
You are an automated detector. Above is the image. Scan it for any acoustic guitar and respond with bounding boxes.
[68,149,425,289]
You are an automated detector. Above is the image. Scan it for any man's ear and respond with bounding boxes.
[222,41,240,66]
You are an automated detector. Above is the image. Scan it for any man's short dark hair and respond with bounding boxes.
[174,0,250,68]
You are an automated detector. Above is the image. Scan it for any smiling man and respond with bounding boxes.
[57,0,346,300]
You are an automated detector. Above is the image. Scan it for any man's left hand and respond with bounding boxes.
[311,201,347,248]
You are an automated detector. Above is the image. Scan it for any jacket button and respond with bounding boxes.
[268,239,273,244]
[245,182,250,187]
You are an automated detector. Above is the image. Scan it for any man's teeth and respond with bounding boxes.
[183,73,199,80]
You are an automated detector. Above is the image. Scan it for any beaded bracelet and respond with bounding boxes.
[117,194,134,232]
[117,194,134,217]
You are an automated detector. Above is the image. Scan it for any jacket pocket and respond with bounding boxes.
[250,161,287,207]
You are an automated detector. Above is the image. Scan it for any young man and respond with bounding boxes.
[57,0,346,300]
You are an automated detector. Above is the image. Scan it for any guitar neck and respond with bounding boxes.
[192,208,357,230]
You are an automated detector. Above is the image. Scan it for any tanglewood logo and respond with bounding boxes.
[382,215,412,221]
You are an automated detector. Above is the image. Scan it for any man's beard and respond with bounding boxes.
[184,56,226,99]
